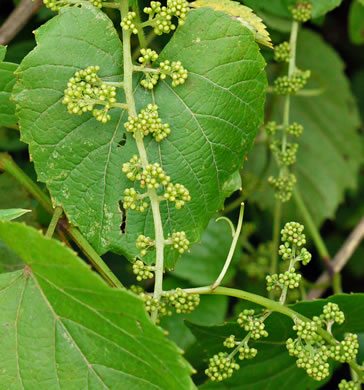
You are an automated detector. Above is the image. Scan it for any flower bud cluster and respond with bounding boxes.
[274,70,311,95]
[205,352,240,382]
[338,380,359,390]
[268,174,296,202]
[62,66,117,123]
[270,140,299,167]
[274,41,291,63]
[164,183,191,209]
[136,234,154,257]
[132,259,154,281]
[144,0,189,36]
[163,288,200,314]
[122,155,142,182]
[42,0,66,11]
[237,310,268,340]
[288,122,304,137]
[223,335,237,349]
[266,269,301,291]
[123,188,149,212]
[330,333,359,363]
[286,337,330,381]
[139,48,159,64]
[160,60,188,87]
[140,293,172,320]
[140,163,171,189]
[124,104,171,142]
[290,0,312,23]
[265,121,279,136]
[320,302,345,328]
[281,222,306,246]
[169,231,190,254]
[120,11,138,35]
[286,304,358,382]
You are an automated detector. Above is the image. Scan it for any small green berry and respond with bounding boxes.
[164,288,200,314]
[169,231,190,254]
[338,379,359,390]
[123,188,149,213]
[136,235,154,257]
[281,222,306,246]
[330,333,359,363]
[223,335,237,349]
[237,309,268,340]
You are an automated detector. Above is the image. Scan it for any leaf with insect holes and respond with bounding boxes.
[13,5,266,267]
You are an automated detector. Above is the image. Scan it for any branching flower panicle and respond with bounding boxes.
[62,65,119,123]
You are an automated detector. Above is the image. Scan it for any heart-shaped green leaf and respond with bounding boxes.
[13,5,266,266]
[0,221,195,389]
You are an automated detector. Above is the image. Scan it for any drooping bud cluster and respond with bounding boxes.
[136,234,154,257]
[286,304,359,382]
[274,70,311,95]
[205,352,240,382]
[120,11,138,35]
[143,0,189,36]
[163,288,200,314]
[168,231,190,254]
[267,222,311,293]
[290,0,312,23]
[237,310,268,340]
[122,188,149,212]
[124,104,171,142]
[286,337,330,381]
[268,174,296,202]
[274,41,291,63]
[62,66,117,123]
[132,259,154,281]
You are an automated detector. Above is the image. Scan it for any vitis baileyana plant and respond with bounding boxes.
[0,0,363,389]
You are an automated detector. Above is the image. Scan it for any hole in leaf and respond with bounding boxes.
[117,133,127,147]
[118,200,127,234]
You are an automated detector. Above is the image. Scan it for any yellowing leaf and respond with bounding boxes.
[190,0,273,48]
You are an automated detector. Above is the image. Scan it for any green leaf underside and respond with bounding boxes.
[243,0,343,19]
[173,219,240,285]
[245,29,362,226]
[186,293,364,389]
[0,61,17,127]
[0,221,195,390]
[13,5,266,266]
[0,208,31,221]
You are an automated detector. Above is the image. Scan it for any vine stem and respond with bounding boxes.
[212,203,244,289]
[45,206,63,238]
[179,285,364,381]
[120,0,165,323]
[0,153,124,289]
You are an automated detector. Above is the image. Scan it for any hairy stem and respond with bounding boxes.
[0,153,123,288]
[45,206,63,238]
[120,0,165,322]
